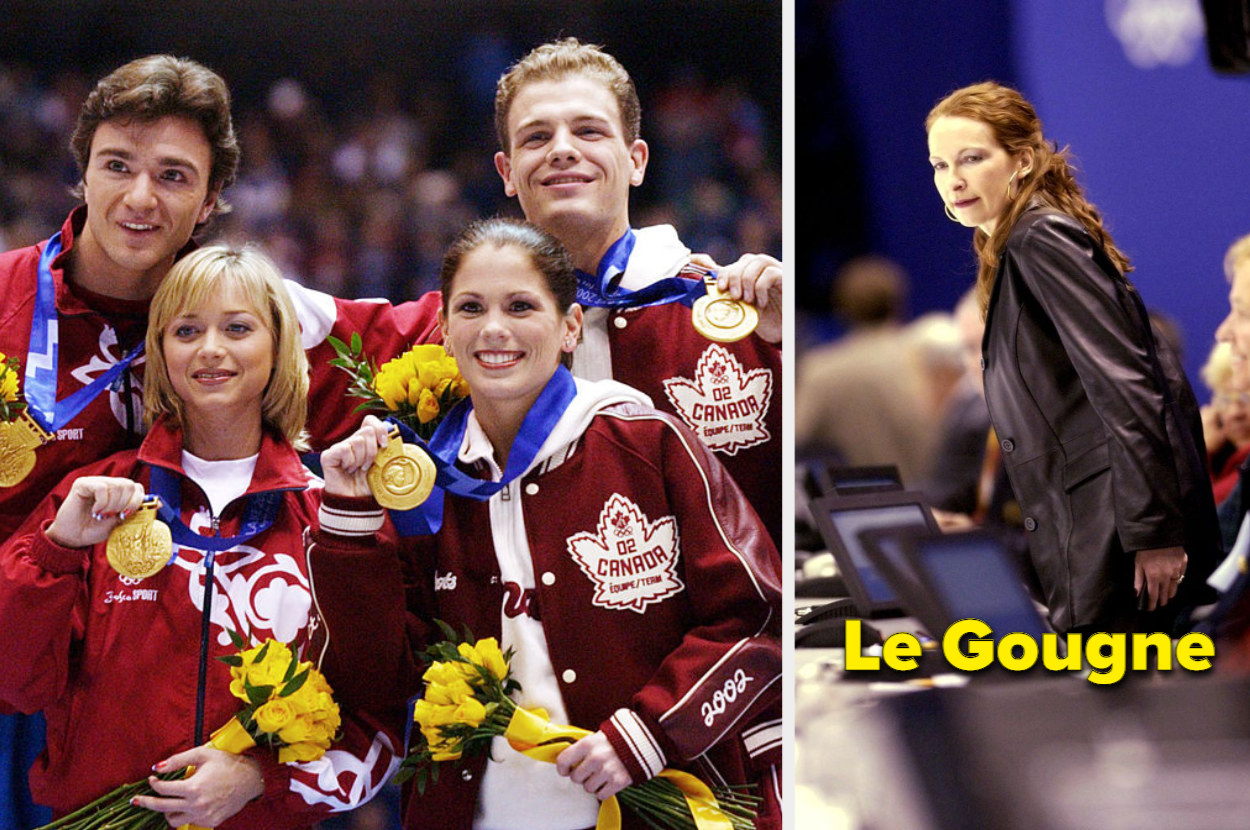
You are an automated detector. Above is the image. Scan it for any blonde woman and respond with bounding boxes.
[0,246,398,827]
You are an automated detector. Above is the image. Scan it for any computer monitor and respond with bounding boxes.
[903,529,1050,639]
[808,489,940,618]
[801,460,903,499]
[858,525,942,634]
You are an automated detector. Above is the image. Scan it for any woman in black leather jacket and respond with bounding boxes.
[924,82,1219,634]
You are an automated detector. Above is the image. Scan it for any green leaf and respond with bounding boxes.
[246,683,274,707]
[254,640,271,664]
[434,618,459,643]
[279,668,309,697]
[217,655,244,667]
[226,628,247,650]
[351,331,363,353]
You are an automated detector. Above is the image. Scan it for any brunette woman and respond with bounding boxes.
[311,218,782,829]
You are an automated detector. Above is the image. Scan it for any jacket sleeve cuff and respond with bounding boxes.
[601,708,666,785]
[741,718,782,769]
[318,493,384,540]
[32,520,91,575]
[253,749,293,803]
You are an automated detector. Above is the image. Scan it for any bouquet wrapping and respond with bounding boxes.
[401,625,760,830]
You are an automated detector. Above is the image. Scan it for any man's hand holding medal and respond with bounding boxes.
[690,252,783,344]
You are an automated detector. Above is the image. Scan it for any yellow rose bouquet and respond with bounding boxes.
[36,632,340,830]
[329,334,469,440]
[401,623,761,830]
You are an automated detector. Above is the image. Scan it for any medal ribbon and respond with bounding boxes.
[25,233,146,433]
[387,366,577,536]
[574,229,711,311]
[503,706,734,830]
[147,464,285,560]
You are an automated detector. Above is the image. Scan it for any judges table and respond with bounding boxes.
[795,597,1250,830]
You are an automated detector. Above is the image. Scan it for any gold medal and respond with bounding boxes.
[368,427,436,511]
[0,410,52,487]
[106,498,173,580]
[691,279,759,343]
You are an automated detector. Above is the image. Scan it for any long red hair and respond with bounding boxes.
[926,82,1131,314]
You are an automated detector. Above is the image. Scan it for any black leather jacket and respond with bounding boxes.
[981,206,1219,632]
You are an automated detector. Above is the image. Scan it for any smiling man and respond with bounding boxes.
[493,39,784,549]
[490,39,783,829]
[0,54,441,827]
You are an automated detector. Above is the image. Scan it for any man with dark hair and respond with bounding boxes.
[0,54,441,827]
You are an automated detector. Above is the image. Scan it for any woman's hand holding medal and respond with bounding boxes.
[321,415,392,499]
[46,476,148,549]
[323,415,437,510]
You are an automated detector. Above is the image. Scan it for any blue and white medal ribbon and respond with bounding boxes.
[24,233,146,434]
[147,463,284,560]
[387,366,578,536]
[574,229,710,311]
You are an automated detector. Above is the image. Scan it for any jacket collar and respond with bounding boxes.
[459,377,652,478]
[982,199,1050,352]
[137,415,311,496]
[614,225,692,291]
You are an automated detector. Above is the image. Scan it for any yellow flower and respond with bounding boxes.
[278,711,334,745]
[451,696,487,728]
[417,388,440,423]
[249,641,296,684]
[279,740,328,764]
[412,699,453,730]
[458,638,509,681]
[0,354,17,404]
[374,355,416,411]
[424,659,477,688]
[254,699,297,733]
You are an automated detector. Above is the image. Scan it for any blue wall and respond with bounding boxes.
[1014,0,1250,384]
[799,0,1250,388]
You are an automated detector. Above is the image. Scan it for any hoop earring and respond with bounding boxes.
[1006,169,1019,200]
[944,204,959,223]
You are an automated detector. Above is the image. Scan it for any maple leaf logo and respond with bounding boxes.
[663,345,772,456]
[567,493,684,613]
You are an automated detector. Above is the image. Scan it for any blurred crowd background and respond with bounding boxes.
[0,1,781,304]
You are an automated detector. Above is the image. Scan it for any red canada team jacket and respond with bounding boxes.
[308,381,783,829]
